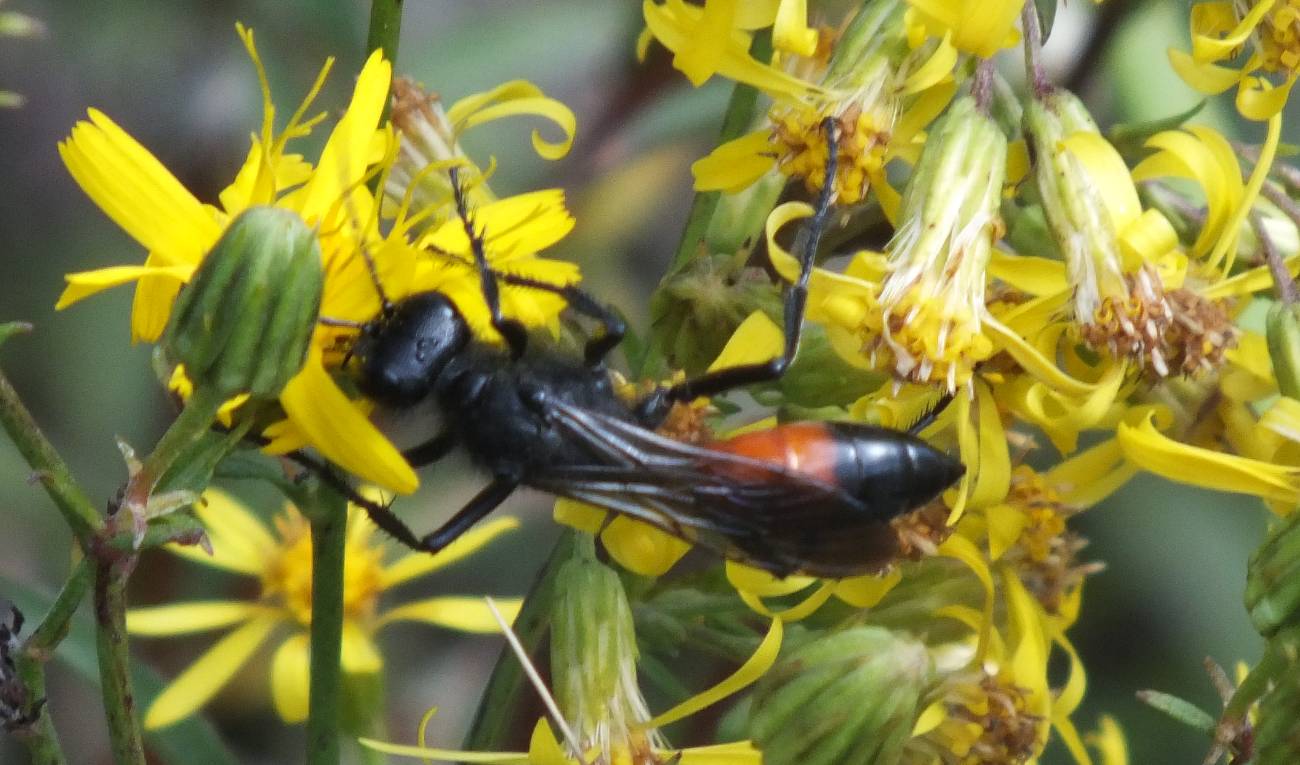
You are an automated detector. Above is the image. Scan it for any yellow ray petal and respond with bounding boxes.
[1117,410,1300,506]
[601,517,693,576]
[143,614,280,729]
[1167,47,1242,94]
[55,264,192,310]
[833,569,902,608]
[165,488,277,575]
[447,81,576,161]
[59,109,222,263]
[380,516,520,587]
[710,311,784,371]
[270,633,310,723]
[297,50,391,223]
[642,617,783,730]
[279,351,418,494]
[691,131,777,193]
[377,596,523,633]
[341,621,384,673]
[128,602,265,636]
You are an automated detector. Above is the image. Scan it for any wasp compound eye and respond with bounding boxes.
[164,206,323,400]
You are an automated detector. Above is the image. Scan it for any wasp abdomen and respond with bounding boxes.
[709,422,964,522]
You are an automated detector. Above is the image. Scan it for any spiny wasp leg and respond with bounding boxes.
[449,166,530,359]
[642,117,841,420]
[494,270,626,368]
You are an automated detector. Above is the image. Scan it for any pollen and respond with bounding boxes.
[1079,264,1237,378]
[869,288,996,391]
[260,507,386,627]
[770,104,888,205]
[1257,1,1300,74]
[948,674,1043,765]
[1000,468,1102,616]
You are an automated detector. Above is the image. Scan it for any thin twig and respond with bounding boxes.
[1250,210,1297,304]
[93,563,144,765]
[305,486,348,765]
[1021,0,1052,99]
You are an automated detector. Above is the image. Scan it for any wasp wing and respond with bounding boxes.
[529,397,899,578]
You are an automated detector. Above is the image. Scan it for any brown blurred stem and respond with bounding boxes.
[1251,210,1298,304]
[1021,0,1051,99]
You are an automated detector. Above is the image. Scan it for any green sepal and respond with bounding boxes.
[1267,301,1300,400]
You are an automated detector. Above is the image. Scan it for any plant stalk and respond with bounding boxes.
[305,486,348,765]
[11,559,93,765]
[366,0,402,72]
[93,561,145,765]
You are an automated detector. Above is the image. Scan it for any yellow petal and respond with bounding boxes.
[128,602,264,636]
[691,131,776,193]
[907,0,1020,58]
[724,561,816,597]
[55,264,192,310]
[165,488,276,575]
[1060,131,1141,228]
[676,742,763,764]
[270,633,311,723]
[552,498,607,534]
[359,737,526,764]
[448,81,576,161]
[643,0,824,99]
[642,617,783,730]
[59,109,222,263]
[143,614,280,729]
[1167,47,1242,95]
[737,580,835,621]
[1045,436,1136,508]
[341,622,384,673]
[601,516,693,577]
[380,516,520,587]
[279,351,418,494]
[937,534,993,661]
[1238,73,1298,121]
[131,259,186,343]
[377,596,523,633]
[709,311,783,371]
[832,569,901,608]
[297,50,391,223]
[772,0,817,56]
[984,503,1028,560]
[1087,716,1130,765]
[1206,111,1281,272]
[1190,0,1274,62]
[1117,410,1300,506]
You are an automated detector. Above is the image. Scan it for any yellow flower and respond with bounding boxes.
[56,26,419,493]
[1170,0,1300,119]
[128,489,521,729]
[904,0,1023,59]
[647,0,955,207]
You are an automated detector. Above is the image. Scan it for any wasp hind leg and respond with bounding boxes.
[636,117,841,425]
[494,271,626,368]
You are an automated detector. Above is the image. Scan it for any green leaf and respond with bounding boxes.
[1109,100,1207,152]
[0,321,33,349]
[1136,689,1217,734]
[2,572,240,765]
[1034,0,1057,41]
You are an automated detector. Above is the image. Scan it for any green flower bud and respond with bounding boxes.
[748,626,931,765]
[1247,509,1300,637]
[164,206,323,400]
[1024,89,1127,324]
[1267,300,1300,400]
[550,537,657,758]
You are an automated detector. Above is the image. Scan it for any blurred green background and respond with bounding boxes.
[0,1,1279,763]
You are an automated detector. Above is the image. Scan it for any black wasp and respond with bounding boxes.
[330,123,963,578]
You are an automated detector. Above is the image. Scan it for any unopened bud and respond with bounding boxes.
[748,626,931,765]
[164,206,323,399]
[550,538,658,758]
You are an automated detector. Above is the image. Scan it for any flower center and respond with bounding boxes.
[770,105,889,205]
[1257,1,1300,74]
[1079,264,1237,378]
[259,509,386,627]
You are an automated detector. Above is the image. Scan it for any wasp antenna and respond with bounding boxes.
[483,596,589,765]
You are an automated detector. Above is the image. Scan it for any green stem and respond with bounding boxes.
[464,531,578,751]
[661,31,770,277]
[0,325,100,545]
[93,561,145,765]
[305,486,348,765]
[11,559,92,765]
[366,0,403,69]
[124,387,225,514]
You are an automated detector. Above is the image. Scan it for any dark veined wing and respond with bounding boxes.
[528,397,900,578]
